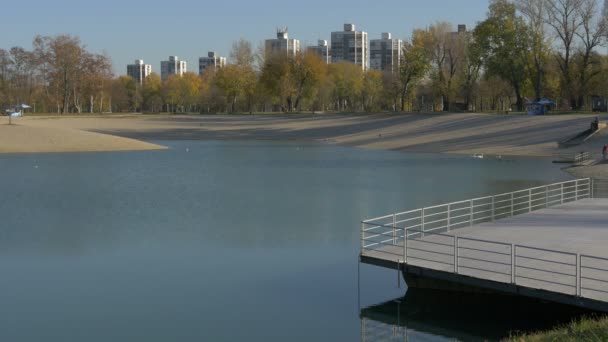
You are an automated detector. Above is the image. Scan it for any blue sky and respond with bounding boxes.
[4,0,489,74]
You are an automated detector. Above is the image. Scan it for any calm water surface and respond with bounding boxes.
[0,140,577,341]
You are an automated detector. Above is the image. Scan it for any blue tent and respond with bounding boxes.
[527,98,555,115]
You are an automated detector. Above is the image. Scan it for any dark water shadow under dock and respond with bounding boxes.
[360,288,602,341]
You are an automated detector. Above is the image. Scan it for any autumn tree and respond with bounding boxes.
[142,73,162,112]
[230,38,255,68]
[215,64,256,112]
[260,52,325,112]
[161,75,181,112]
[179,72,202,112]
[259,53,295,111]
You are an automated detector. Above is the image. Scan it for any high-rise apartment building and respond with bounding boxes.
[161,56,187,80]
[307,40,331,64]
[331,23,369,70]
[126,60,152,85]
[265,28,300,57]
[370,33,403,73]
[199,52,226,75]
[451,24,468,39]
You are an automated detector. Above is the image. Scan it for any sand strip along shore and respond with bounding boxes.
[3,113,607,160]
[0,120,166,154]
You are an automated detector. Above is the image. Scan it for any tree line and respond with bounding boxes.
[1,0,607,114]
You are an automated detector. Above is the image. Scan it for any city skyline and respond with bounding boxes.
[2,0,488,74]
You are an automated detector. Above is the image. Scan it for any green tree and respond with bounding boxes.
[328,62,364,111]
[399,40,430,111]
[362,70,384,112]
[573,0,606,109]
[545,0,584,109]
[516,0,550,101]
[458,33,484,111]
[475,0,531,111]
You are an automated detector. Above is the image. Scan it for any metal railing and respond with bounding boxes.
[554,151,595,165]
[573,152,592,165]
[361,178,608,301]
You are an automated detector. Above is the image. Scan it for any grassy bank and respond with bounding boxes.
[507,316,608,341]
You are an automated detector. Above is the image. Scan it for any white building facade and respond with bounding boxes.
[307,40,331,64]
[331,23,369,70]
[199,52,227,75]
[370,33,403,73]
[265,28,300,57]
[161,56,187,80]
[126,60,152,85]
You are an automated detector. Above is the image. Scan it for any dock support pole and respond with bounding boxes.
[397,260,401,288]
[358,257,361,311]
[454,237,459,273]
[577,254,581,297]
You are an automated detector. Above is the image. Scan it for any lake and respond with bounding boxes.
[0,140,579,341]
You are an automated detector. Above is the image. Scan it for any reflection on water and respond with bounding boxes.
[360,289,598,341]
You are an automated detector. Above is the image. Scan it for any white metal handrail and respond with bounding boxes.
[361,178,608,302]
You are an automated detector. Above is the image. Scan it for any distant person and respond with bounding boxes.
[592,117,599,131]
[603,144,607,160]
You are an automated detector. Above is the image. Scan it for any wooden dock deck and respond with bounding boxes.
[360,179,608,311]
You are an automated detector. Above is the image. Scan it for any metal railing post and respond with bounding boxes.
[421,209,425,238]
[491,196,495,221]
[361,222,365,251]
[393,214,397,245]
[561,183,564,204]
[528,189,532,212]
[469,200,473,226]
[545,186,549,208]
[511,244,516,284]
[575,180,579,201]
[447,203,451,232]
[404,228,407,263]
[510,193,514,217]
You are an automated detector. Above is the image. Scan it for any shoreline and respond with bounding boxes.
[1,113,606,179]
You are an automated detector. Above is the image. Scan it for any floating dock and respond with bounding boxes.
[360,179,608,312]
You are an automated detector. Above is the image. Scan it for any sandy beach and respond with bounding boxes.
[0,116,166,154]
[2,113,607,159]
